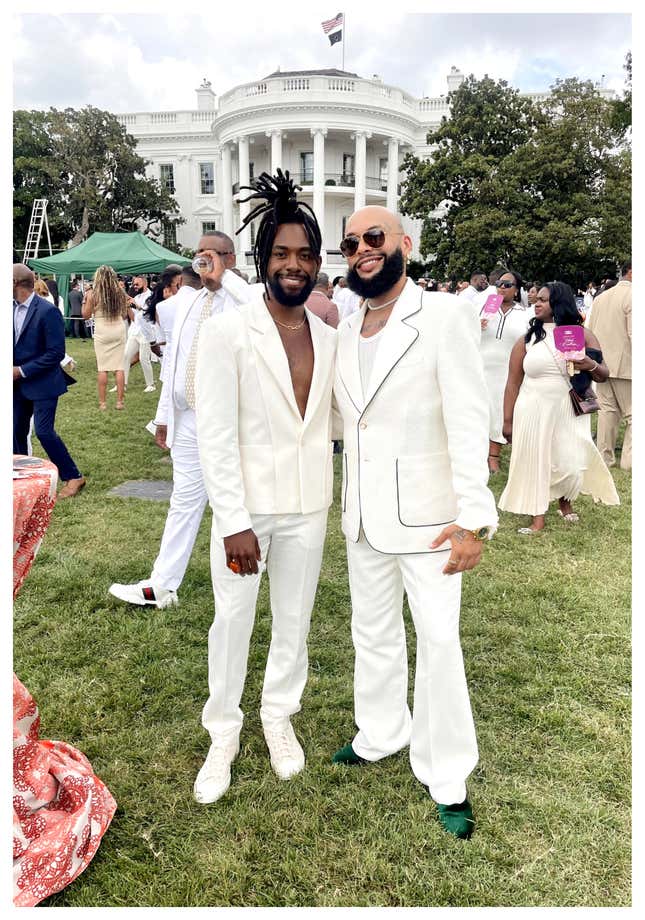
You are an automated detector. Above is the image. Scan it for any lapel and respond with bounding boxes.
[337,303,368,415]
[247,297,303,422]
[362,278,423,410]
[302,310,335,430]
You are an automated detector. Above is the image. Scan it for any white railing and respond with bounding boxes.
[151,113,177,123]
[192,111,214,121]
[283,78,310,91]
[418,98,448,112]
[246,82,268,96]
[328,78,355,92]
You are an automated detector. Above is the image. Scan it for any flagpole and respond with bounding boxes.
[342,12,345,71]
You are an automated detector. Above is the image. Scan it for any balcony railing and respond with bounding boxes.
[233,174,399,195]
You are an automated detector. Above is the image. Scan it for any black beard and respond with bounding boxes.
[266,273,316,308]
[346,247,405,299]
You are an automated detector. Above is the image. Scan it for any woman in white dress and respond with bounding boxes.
[479,270,533,474]
[499,281,619,534]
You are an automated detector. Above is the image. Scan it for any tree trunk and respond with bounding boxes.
[68,205,90,247]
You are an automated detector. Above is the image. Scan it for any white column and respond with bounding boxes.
[386,137,399,213]
[267,130,283,174]
[353,131,368,210]
[311,127,327,260]
[221,144,233,241]
[237,135,251,261]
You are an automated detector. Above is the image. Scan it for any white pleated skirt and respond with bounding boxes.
[498,375,619,517]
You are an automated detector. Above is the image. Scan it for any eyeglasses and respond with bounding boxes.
[496,280,516,289]
[339,227,403,257]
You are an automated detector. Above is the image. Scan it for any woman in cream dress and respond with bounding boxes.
[499,281,618,533]
[479,269,533,474]
[82,265,130,409]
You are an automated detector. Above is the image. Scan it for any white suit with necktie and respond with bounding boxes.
[148,271,252,592]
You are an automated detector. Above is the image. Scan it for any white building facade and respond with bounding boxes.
[116,67,549,273]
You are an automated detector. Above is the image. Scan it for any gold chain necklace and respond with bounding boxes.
[273,315,307,331]
[264,293,307,330]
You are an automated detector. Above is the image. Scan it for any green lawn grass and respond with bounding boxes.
[14,338,631,907]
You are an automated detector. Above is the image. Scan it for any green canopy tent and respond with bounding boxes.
[27,231,191,329]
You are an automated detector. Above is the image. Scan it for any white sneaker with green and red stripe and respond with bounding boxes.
[108,579,178,609]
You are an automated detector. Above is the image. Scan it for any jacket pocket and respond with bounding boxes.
[396,452,458,527]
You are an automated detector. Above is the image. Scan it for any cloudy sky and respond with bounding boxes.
[13,2,632,114]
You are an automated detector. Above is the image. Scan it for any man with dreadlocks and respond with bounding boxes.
[331,205,498,840]
[193,171,336,804]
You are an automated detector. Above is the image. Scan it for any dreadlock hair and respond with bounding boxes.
[236,169,322,295]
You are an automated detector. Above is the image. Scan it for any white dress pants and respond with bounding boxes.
[347,534,478,805]
[123,331,154,387]
[150,409,208,591]
[201,509,328,743]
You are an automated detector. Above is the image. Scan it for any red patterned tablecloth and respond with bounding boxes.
[13,455,58,599]
[13,455,117,907]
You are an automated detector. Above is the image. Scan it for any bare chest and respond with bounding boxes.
[276,325,315,419]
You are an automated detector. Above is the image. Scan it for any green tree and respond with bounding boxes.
[610,50,631,137]
[400,74,631,285]
[13,106,183,254]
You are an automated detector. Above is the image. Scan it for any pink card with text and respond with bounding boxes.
[553,325,585,359]
[481,294,503,315]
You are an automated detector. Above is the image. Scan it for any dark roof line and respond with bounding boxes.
[262,68,361,80]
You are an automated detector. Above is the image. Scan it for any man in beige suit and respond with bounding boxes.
[588,260,631,470]
[332,206,498,840]
[193,172,336,804]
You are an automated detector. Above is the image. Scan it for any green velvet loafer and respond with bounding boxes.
[332,743,367,765]
[436,799,475,839]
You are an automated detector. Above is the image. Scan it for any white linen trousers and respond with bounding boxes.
[150,409,208,591]
[201,509,328,742]
[347,533,478,806]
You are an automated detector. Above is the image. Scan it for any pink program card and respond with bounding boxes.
[553,325,585,359]
[481,294,503,315]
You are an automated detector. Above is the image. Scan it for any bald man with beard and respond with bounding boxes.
[331,206,497,839]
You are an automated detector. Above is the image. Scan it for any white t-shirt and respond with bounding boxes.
[359,326,386,400]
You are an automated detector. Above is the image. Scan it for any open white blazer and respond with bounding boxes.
[334,278,498,554]
[195,294,337,538]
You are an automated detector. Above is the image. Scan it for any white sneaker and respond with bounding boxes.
[194,738,240,804]
[264,721,305,780]
[143,385,156,393]
[108,579,178,609]
[108,385,118,392]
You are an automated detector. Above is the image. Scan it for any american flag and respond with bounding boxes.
[321,12,343,45]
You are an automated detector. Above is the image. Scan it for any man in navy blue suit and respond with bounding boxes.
[13,264,86,498]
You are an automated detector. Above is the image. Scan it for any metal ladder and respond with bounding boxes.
[23,199,53,261]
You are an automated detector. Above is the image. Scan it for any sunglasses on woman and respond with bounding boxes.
[339,227,403,257]
[496,280,516,289]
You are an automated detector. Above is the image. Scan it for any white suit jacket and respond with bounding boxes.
[195,295,337,538]
[153,271,252,447]
[334,278,498,554]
